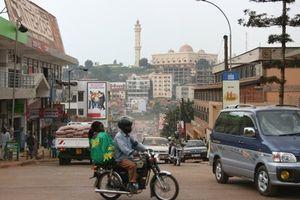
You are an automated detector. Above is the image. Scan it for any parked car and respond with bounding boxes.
[209,105,300,196]
[142,136,169,163]
[183,140,207,161]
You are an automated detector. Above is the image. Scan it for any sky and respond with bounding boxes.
[0,0,299,65]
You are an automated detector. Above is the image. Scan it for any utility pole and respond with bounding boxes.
[12,18,28,133]
[11,20,19,133]
[224,35,229,71]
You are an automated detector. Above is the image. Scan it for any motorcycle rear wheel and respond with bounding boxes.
[96,171,122,200]
[152,174,179,200]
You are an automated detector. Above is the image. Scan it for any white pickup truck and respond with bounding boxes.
[55,122,91,165]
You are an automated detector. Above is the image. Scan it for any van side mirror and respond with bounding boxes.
[244,127,256,137]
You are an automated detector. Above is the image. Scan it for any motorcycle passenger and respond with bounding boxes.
[170,131,184,159]
[114,116,147,193]
[89,121,115,165]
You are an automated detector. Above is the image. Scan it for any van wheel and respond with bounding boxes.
[255,166,277,196]
[214,159,228,184]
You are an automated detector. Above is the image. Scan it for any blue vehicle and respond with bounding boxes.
[209,105,300,196]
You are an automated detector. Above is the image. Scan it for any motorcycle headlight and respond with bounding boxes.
[272,152,297,163]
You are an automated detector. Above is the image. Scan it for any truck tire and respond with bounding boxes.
[59,157,71,165]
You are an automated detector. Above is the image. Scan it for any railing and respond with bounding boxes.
[0,70,34,88]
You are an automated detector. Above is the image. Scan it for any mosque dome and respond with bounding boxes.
[179,44,194,53]
[198,49,206,54]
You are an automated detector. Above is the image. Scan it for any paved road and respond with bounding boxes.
[0,161,300,200]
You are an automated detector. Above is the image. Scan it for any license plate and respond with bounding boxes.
[192,154,199,157]
[76,149,82,154]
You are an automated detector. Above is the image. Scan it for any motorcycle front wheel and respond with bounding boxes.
[96,171,122,200]
[152,174,179,200]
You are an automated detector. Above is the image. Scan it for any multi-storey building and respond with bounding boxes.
[195,64,214,85]
[109,82,126,100]
[190,47,300,140]
[176,84,195,101]
[152,44,217,85]
[108,82,126,126]
[126,74,150,112]
[149,72,173,99]
[0,3,77,146]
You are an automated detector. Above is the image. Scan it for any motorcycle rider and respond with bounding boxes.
[114,116,147,193]
[169,131,184,159]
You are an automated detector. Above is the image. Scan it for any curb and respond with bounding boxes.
[0,159,57,169]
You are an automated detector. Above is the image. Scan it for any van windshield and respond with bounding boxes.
[257,110,300,136]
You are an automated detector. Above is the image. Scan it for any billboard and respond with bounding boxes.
[222,71,240,108]
[5,0,65,53]
[87,82,107,119]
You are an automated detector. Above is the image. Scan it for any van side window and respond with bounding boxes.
[214,112,241,135]
[240,115,255,137]
[214,112,227,133]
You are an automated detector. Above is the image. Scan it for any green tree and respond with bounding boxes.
[139,58,149,67]
[239,0,300,105]
[84,59,94,68]
[161,100,194,137]
[161,106,180,138]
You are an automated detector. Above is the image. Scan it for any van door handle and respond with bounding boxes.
[238,141,244,144]
[212,140,221,144]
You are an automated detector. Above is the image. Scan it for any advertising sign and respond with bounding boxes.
[5,0,65,53]
[87,82,107,119]
[222,71,240,108]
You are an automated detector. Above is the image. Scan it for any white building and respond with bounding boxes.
[152,44,218,85]
[149,72,173,99]
[126,74,150,112]
[109,82,126,100]
[176,84,195,101]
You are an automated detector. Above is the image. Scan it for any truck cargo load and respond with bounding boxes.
[55,122,92,165]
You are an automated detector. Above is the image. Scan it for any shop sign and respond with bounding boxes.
[87,82,107,119]
[43,108,59,118]
[5,0,65,54]
[29,108,40,119]
[222,71,240,108]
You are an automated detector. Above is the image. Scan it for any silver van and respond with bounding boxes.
[209,105,300,196]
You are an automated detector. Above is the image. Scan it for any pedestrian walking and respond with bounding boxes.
[20,128,26,152]
[43,137,49,148]
[51,137,57,158]
[33,136,39,159]
[1,128,10,160]
[26,133,35,159]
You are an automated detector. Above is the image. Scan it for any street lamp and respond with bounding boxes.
[11,18,28,132]
[196,0,232,70]
[67,67,88,120]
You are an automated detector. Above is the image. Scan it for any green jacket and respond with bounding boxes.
[90,132,115,164]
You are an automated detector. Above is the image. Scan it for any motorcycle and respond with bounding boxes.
[169,146,183,166]
[92,149,179,200]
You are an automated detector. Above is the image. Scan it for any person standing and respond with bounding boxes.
[20,128,26,152]
[51,137,57,158]
[26,133,35,159]
[1,128,10,160]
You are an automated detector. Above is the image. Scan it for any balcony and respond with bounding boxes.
[0,70,34,89]
[0,71,50,100]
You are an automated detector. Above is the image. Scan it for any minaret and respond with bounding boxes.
[134,20,141,67]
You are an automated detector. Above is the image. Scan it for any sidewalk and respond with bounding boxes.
[0,148,58,169]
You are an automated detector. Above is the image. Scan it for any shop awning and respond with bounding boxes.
[34,73,50,98]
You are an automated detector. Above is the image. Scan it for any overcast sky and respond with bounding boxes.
[1,0,299,65]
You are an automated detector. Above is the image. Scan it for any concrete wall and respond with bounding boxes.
[265,68,300,106]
